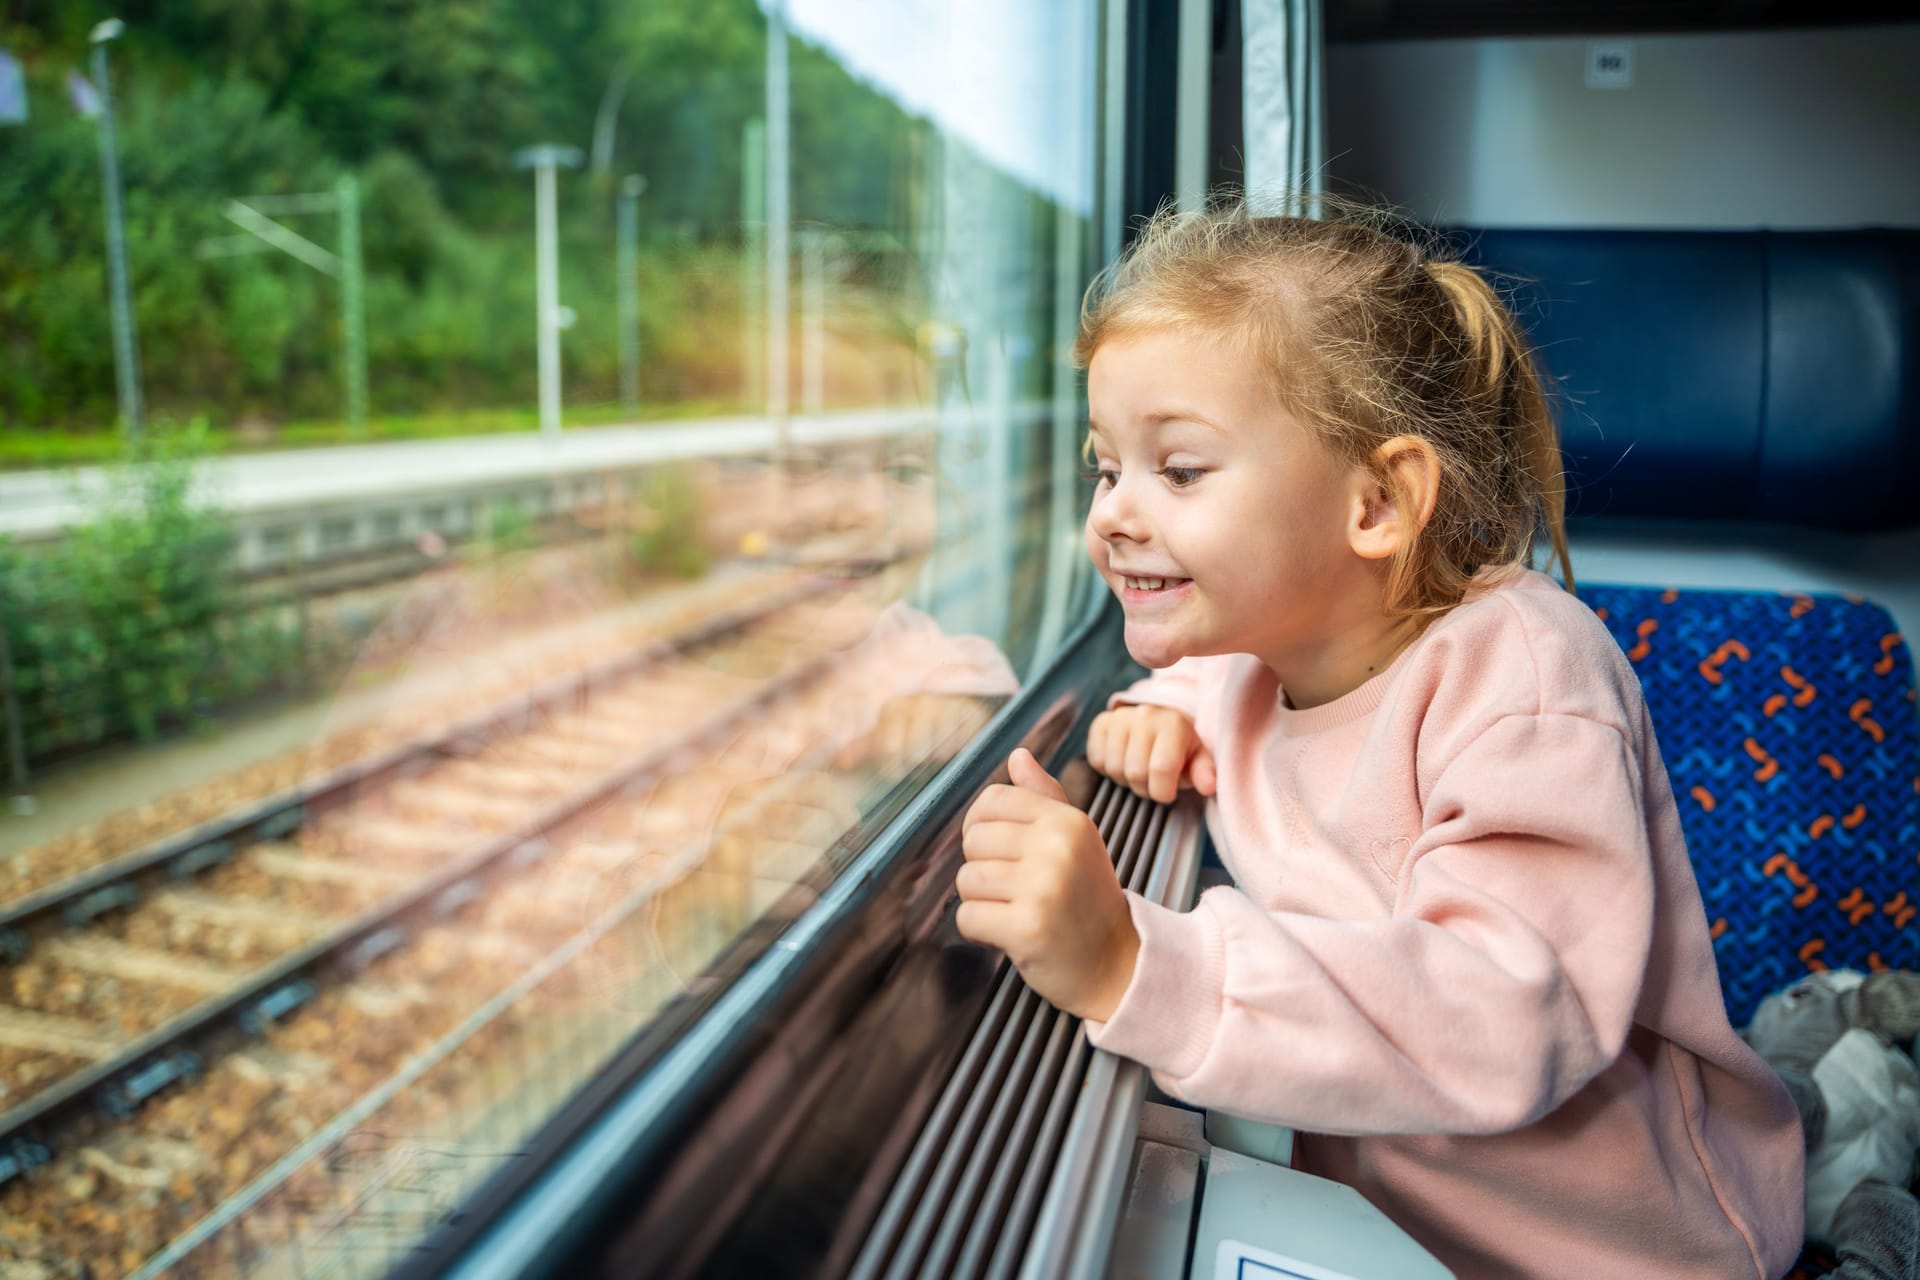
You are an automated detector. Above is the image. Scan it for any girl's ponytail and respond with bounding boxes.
[1424,260,1573,592]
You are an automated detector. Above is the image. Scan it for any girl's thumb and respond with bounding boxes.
[1008,748,1068,802]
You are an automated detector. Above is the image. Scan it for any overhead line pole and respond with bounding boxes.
[513,145,584,439]
[766,0,791,448]
[90,20,143,439]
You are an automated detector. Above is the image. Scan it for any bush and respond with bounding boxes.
[626,464,710,580]
[0,424,304,771]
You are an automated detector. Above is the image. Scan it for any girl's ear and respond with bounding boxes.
[1348,435,1441,561]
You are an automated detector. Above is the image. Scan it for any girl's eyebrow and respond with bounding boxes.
[1143,408,1226,432]
[1088,410,1224,438]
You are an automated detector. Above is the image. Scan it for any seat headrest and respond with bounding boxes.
[1455,229,1920,531]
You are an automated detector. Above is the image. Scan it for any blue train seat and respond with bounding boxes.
[1578,583,1918,1025]
[1580,583,1919,1280]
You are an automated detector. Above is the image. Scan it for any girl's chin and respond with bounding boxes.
[1122,622,1192,671]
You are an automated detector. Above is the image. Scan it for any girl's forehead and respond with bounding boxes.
[1089,331,1276,423]
[1092,325,1274,388]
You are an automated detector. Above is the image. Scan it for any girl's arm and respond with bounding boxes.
[1106,655,1209,720]
[1085,711,1656,1137]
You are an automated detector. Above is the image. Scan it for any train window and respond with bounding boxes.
[0,1,1103,1275]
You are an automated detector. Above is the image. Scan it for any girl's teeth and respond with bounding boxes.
[1127,576,1173,590]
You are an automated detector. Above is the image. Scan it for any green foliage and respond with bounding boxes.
[0,0,946,435]
[478,499,538,559]
[626,464,709,580]
[0,424,303,769]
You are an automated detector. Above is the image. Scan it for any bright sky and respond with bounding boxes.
[779,0,1097,214]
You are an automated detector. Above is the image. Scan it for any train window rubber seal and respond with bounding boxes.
[389,580,1142,1280]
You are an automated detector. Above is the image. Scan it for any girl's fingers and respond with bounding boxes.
[1191,743,1218,796]
[1122,725,1157,798]
[1086,713,1111,776]
[960,817,1036,861]
[1146,730,1190,804]
[962,776,1076,834]
[955,858,1016,901]
[955,897,1011,948]
[1093,717,1126,780]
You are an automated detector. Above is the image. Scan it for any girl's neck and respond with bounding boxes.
[1269,610,1428,711]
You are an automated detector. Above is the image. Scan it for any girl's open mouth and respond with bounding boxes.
[1119,575,1192,603]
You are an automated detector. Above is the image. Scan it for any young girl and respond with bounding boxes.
[954,202,1806,1278]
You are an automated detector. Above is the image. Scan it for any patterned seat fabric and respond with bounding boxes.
[1575,584,1919,1028]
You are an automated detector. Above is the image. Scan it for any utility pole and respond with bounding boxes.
[513,145,583,438]
[742,118,765,410]
[90,19,143,439]
[765,0,790,450]
[337,174,367,432]
[617,174,646,414]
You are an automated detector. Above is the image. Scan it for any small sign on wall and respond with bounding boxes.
[1587,41,1634,89]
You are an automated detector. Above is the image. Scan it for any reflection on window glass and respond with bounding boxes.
[0,0,1100,1273]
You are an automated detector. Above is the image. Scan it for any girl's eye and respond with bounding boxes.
[1081,467,1118,490]
[1160,466,1204,488]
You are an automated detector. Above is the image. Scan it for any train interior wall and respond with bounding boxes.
[1325,22,1920,639]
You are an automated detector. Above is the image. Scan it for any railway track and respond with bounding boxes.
[0,556,1003,1277]
[0,559,811,908]
[1,613,991,1278]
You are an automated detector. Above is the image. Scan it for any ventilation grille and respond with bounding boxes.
[849,779,1201,1280]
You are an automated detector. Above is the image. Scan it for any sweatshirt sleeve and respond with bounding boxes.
[1083,711,1657,1136]
[1106,656,1208,720]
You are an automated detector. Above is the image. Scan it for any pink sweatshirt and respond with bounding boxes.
[1084,568,1805,1279]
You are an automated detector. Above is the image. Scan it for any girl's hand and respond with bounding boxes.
[956,748,1140,1022]
[1086,705,1216,804]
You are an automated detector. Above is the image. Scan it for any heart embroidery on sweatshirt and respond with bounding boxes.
[1369,835,1412,879]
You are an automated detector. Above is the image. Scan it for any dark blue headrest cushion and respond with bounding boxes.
[1454,229,1919,531]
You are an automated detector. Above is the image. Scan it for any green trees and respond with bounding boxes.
[0,0,924,437]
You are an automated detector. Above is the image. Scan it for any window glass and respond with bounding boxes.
[0,1,1104,1273]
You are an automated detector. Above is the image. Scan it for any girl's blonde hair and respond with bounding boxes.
[1075,196,1572,619]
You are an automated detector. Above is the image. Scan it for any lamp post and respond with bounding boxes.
[513,145,583,438]
[90,18,143,439]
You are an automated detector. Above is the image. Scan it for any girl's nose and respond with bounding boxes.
[1087,478,1149,544]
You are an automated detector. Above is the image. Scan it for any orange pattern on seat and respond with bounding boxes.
[1884,893,1916,929]
[1875,634,1903,676]
[1849,698,1886,743]
[1744,737,1781,782]
[1699,640,1751,685]
[1627,617,1658,662]
[1764,853,1819,908]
